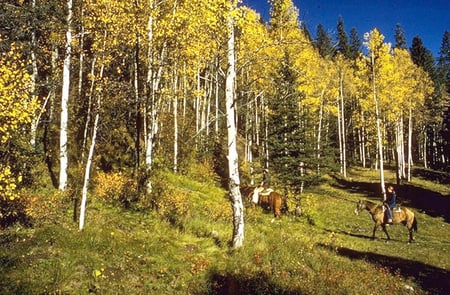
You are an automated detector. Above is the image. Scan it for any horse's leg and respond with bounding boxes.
[408,229,414,243]
[407,223,415,243]
[381,224,391,241]
[372,224,378,240]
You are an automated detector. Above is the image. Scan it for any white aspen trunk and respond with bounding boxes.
[226,8,244,248]
[361,109,366,168]
[145,1,166,194]
[263,94,269,169]
[358,129,362,164]
[371,52,385,199]
[196,68,201,139]
[206,71,212,139]
[79,89,101,231]
[81,57,97,162]
[183,62,187,128]
[215,64,219,134]
[30,0,39,147]
[134,34,141,172]
[337,97,343,174]
[400,114,406,179]
[59,0,73,191]
[254,92,262,147]
[173,64,179,173]
[340,75,347,178]
[78,4,85,103]
[407,104,413,182]
[396,119,402,183]
[316,90,325,175]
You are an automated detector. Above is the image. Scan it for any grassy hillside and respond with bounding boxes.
[0,167,449,294]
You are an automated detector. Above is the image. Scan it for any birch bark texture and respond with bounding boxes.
[59,0,73,191]
[226,2,244,248]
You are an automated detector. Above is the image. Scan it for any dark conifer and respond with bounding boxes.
[349,27,362,59]
[336,16,350,58]
[394,23,407,49]
[315,24,335,58]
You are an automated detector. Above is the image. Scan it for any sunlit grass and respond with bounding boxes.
[0,167,448,294]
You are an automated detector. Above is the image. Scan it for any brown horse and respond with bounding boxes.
[354,199,417,243]
[240,186,283,218]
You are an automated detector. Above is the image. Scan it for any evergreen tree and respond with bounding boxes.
[437,31,450,169]
[394,23,407,49]
[349,27,362,59]
[268,52,304,188]
[410,35,447,169]
[301,22,313,43]
[336,16,350,58]
[437,31,450,96]
[315,24,335,58]
[410,36,435,78]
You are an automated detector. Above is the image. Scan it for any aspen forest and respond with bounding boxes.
[2,0,448,208]
[1,0,450,293]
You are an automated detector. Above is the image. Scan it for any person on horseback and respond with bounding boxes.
[252,168,271,204]
[384,185,396,224]
[261,168,271,191]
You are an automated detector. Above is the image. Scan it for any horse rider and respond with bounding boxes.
[252,168,271,204]
[384,185,397,224]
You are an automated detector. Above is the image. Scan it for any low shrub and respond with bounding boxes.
[94,171,137,207]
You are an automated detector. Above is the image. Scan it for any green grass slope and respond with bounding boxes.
[0,168,448,294]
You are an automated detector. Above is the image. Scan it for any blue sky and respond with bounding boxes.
[241,0,450,57]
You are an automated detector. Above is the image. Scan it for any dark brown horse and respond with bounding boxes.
[354,199,417,243]
[240,186,283,218]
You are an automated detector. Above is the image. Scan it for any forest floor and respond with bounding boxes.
[0,167,449,294]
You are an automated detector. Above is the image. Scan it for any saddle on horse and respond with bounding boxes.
[252,187,273,204]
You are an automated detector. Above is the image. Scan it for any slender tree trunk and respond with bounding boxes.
[226,6,244,248]
[361,109,367,168]
[81,57,97,162]
[173,63,179,173]
[407,103,413,182]
[30,0,39,147]
[79,85,101,231]
[340,75,347,178]
[59,0,73,191]
[371,52,386,199]
[215,61,219,135]
[144,1,166,194]
[316,90,325,175]
[337,97,343,173]
[134,33,142,180]
[395,118,402,184]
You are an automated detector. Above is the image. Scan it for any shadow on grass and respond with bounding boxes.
[203,271,301,295]
[319,243,450,295]
[331,175,450,223]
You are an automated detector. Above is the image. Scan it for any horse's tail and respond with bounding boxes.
[412,216,418,232]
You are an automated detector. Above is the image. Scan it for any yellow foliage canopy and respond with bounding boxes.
[0,42,38,200]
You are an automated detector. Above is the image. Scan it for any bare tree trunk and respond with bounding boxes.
[173,63,179,173]
[59,0,73,191]
[316,90,325,175]
[81,57,97,163]
[79,82,101,231]
[226,6,244,248]
[144,0,166,194]
[361,109,367,168]
[407,104,413,182]
[339,75,347,178]
[30,0,39,147]
[337,96,343,173]
[371,52,386,199]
